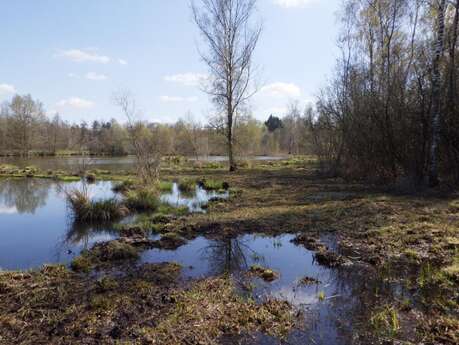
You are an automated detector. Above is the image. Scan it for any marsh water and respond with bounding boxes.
[0,179,227,270]
[0,155,286,172]
[0,177,408,345]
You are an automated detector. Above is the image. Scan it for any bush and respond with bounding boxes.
[178,178,196,192]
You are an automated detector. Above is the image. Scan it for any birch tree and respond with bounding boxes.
[192,0,261,171]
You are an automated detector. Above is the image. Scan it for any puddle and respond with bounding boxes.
[141,234,408,345]
[160,183,229,212]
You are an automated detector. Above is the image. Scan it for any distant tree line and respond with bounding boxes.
[0,94,313,159]
[309,0,459,186]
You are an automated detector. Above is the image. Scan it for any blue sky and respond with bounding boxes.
[0,0,341,124]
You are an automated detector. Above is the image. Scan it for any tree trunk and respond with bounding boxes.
[227,105,236,172]
[429,0,447,187]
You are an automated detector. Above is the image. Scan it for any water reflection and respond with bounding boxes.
[141,234,408,345]
[0,178,50,214]
[0,178,118,270]
[160,183,229,212]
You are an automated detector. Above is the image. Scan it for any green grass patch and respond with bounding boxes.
[124,188,160,212]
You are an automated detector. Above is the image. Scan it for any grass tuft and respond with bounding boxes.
[67,190,128,222]
[124,188,160,212]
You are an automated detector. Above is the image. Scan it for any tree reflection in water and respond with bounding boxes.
[0,178,51,214]
[200,236,264,276]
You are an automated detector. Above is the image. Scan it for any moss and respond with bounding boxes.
[199,179,229,191]
[314,249,344,267]
[70,255,93,273]
[159,181,174,192]
[153,233,187,250]
[249,265,279,282]
[91,241,140,262]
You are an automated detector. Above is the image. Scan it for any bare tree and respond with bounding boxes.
[113,91,161,186]
[429,0,447,187]
[192,0,262,171]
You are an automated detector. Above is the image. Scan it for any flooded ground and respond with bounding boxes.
[0,155,287,172]
[0,179,118,270]
[0,179,228,270]
[161,182,229,212]
[141,234,408,345]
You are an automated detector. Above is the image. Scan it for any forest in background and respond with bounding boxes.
[0,95,312,158]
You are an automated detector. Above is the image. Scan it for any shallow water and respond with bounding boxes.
[160,183,229,212]
[141,234,406,345]
[0,179,118,270]
[0,155,286,172]
[0,179,229,270]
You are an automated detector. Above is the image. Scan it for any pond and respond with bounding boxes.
[0,178,227,270]
[0,155,287,172]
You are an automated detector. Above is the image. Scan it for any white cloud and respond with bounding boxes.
[273,0,319,8]
[164,73,207,87]
[260,82,301,98]
[67,73,80,79]
[0,83,16,96]
[260,107,288,117]
[160,96,198,103]
[85,72,108,81]
[118,59,128,65]
[56,97,94,109]
[58,49,110,64]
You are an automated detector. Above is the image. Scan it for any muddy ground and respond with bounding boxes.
[0,158,458,344]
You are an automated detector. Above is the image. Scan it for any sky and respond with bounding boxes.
[0,0,341,124]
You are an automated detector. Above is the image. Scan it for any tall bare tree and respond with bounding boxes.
[192,0,261,171]
[429,0,447,187]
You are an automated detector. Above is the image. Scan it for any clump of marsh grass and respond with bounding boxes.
[67,190,128,222]
[178,178,196,192]
[112,179,135,193]
[199,179,229,191]
[124,188,159,212]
